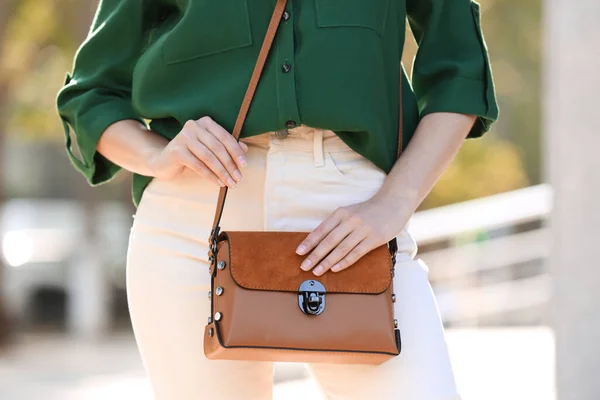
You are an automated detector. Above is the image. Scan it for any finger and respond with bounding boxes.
[300,221,352,273]
[199,116,248,170]
[296,209,344,256]
[240,141,249,153]
[312,230,366,276]
[175,149,226,187]
[198,130,243,185]
[185,137,236,187]
[187,120,241,186]
[330,239,374,273]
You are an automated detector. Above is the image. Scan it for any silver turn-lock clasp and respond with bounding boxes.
[298,280,326,316]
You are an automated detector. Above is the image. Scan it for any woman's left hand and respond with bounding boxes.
[295,196,408,276]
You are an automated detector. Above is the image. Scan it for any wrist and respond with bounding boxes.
[369,189,416,231]
[373,181,420,212]
[142,140,168,177]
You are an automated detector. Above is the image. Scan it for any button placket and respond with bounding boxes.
[275,4,301,135]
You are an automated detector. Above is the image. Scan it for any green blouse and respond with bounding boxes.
[56,0,498,206]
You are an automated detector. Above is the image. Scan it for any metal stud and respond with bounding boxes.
[394,319,399,329]
[208,317,212,324]
[214,312,222,321]
[208,291,212,299]
[208,328,214,337]
[216,287,224,296]
[217,261,226,270]
[392,294,396,303]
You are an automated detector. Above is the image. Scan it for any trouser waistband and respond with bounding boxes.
[240,125,353,168]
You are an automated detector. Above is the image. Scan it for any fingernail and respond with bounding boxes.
[300,259,312,271]
[331,264,340,272]
[296,245,306,255]
[238,157,248,167]
[313,266,324,276]
[218,180,226,187]
[227,177,236,187]
[233,170,243,181]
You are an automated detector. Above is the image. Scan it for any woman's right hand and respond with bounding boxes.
[148,116,249,187]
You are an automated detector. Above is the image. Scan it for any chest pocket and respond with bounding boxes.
[315,0,390,36]
[163,0,252,65]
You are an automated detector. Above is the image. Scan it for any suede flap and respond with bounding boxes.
[219,231,393,294]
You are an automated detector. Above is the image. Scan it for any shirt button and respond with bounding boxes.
[286,120,297,129]
[281,62,292,73]
[282,11,290,21]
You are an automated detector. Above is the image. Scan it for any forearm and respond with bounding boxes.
[96,119,168,177]
[374,112,477,222]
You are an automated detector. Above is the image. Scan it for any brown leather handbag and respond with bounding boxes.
[204,0,404,365]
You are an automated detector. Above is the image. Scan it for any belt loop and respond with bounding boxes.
[313,128,325,167]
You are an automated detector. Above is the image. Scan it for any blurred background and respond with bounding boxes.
[0,0,597,399]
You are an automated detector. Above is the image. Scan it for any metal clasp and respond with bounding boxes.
[298,280,326,316]
[209,227,220,258]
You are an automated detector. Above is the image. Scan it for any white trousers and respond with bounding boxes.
[126,126,460,400]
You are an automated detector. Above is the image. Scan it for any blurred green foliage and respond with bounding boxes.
[0,0,539,207]
[419,136,529,209]
[0,0,93,140]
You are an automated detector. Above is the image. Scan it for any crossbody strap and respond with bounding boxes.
[210,0,404,258]
[209,0,288,252]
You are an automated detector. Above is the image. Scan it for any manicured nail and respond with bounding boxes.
[331,264,340,272]
[300,259,312,271]
[227,177,236,187]
[233,170,243,181]
[238,156,248,167]
[296,245,306,255]
[313,266,324,276]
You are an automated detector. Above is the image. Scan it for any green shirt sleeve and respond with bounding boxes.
[406,0,499,137]
[56,0,146,185]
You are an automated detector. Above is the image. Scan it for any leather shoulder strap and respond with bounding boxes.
[210,0,288,249]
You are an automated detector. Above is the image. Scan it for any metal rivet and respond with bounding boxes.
[394,319,399,329]
[208,317,212,324]
[208,328,213,337]
[216,287,224,296]
[208,291,212,299]
[217,261,226,270]
[310,281,315,286]
[215,312,222,321]
[274,129,289,139]
[392,294,396,303]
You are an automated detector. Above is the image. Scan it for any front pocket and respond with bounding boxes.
[326,150,387,188]
[163,0,252,65]
[315,0,390,36]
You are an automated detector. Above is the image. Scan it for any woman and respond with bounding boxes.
[57,0,498,399]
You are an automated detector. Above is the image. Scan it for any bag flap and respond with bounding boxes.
[219,231,393,294]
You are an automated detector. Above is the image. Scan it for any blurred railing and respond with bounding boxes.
[410,184,553,326]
